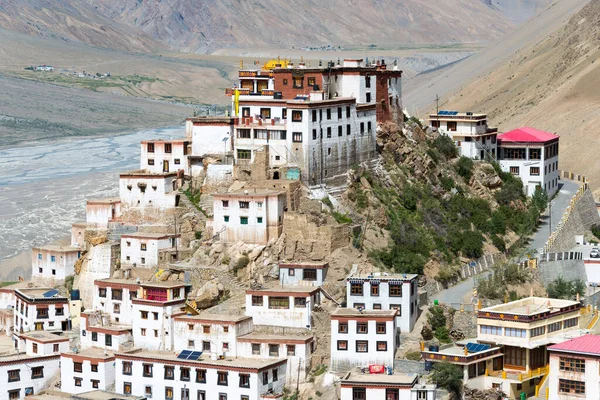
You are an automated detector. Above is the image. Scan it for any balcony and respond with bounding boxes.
[487,365,548,382]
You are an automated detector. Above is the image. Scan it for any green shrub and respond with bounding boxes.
[431,362,464,399]
[221,255,230,265]
[440,175,455,191]
[456,156,474,181]
[427,305,447,331]
[491,234,506,252]
[434,326,451,343]
[194,231,203,240]
[315,391,322,397]
[547,277,586,300]
[233,255,250,274]
[427,148,440,164]
[592,224,600,240]
[405,351,423,361]
[332,212,353,224]
[461,232,484,258]
[433,135,458,159]
[312,365,327,376]
[321,196,333,208]
[409,116,423,128]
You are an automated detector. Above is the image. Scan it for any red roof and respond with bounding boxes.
[498,127,559,143]
[548,334,600,355]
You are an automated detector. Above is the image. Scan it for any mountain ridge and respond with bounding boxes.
[0,0,545,54]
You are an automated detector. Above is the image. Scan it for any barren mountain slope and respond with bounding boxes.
[483,0,554,24]
[445,0,600,190]
[86,0,515,52]
[1,0,516,54]
[0,0,162,53]
[404,0,589,112]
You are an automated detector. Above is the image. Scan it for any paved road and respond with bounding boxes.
[433,180,581,307]
[528,180,581,253]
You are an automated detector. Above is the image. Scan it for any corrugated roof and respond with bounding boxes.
[548,334,600,355]
[498,127,559,143]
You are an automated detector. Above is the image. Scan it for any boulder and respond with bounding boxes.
[194,279,225,310]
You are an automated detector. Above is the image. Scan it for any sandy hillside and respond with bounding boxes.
[444,0,600,191]
[404,0,590,112]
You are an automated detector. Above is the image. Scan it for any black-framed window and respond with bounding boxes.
[292,110,302,122]
[293,132,302,142]
[356,341,368,352]
[239,373,250,388]
[122,362,133,375]
[337,340,348,351]
[164,365,175,380]
[196,369,207,383]
[217,371,228,386]
[180,367,191,381]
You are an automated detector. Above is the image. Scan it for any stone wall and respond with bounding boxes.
[282,212,350,260]
[536,259,586,286]
[393,359,426,375]
[549,189,600,252]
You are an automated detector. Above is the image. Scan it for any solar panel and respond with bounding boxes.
[466,343,491,353]
[438,110,447,115]
[178,350,192,359]
[448,111,459,116]
[186,351,203,360]
[43,289,59,298]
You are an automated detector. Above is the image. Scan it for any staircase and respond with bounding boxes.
[532,373,550,400]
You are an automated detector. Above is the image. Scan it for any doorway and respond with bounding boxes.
[163,160,169,173]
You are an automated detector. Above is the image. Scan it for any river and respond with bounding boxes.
[0,126,185,279]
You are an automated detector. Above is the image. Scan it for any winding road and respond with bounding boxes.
[433,180,581,307]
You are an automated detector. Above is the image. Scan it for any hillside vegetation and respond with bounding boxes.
[342,121,547,282]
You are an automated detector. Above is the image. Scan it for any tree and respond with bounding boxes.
[531,186,549,212]
[433,135,458,159]
[456,156,474,181]
[427,305,447,331]
[547,276,586,300]
[431,362,463,399]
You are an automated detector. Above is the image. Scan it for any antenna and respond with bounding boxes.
[435,94,440,127]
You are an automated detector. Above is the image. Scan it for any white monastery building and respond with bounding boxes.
[31,245,81,280]
[114,349,287,400]
[0,330,69,399]
[428,111,498,160]
[340,372,436,400]
[13,288,71,340]
[85,198,122,229]
[279,262,328,287]
[211,190,286,245]
[498,127,560,197]
[237,333,315,385]
[120,232,181,268]
[131,281,191,352]
[330,308,398,371]
[60,348,116,394]
[346,273,419,333]
[245,287,321,329]
[140,139,191,176]
[172,314,254,357]
[119,170,181,210]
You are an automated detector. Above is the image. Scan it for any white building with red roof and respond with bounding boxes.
[498,127,560,197]
[548,334,600,400]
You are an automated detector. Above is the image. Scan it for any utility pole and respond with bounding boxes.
[174,215,178,259]
[296,358,302,397]
[549,200,552,236]
[435,94,440,124]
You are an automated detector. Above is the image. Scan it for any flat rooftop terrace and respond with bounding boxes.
[481,297,580,316]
